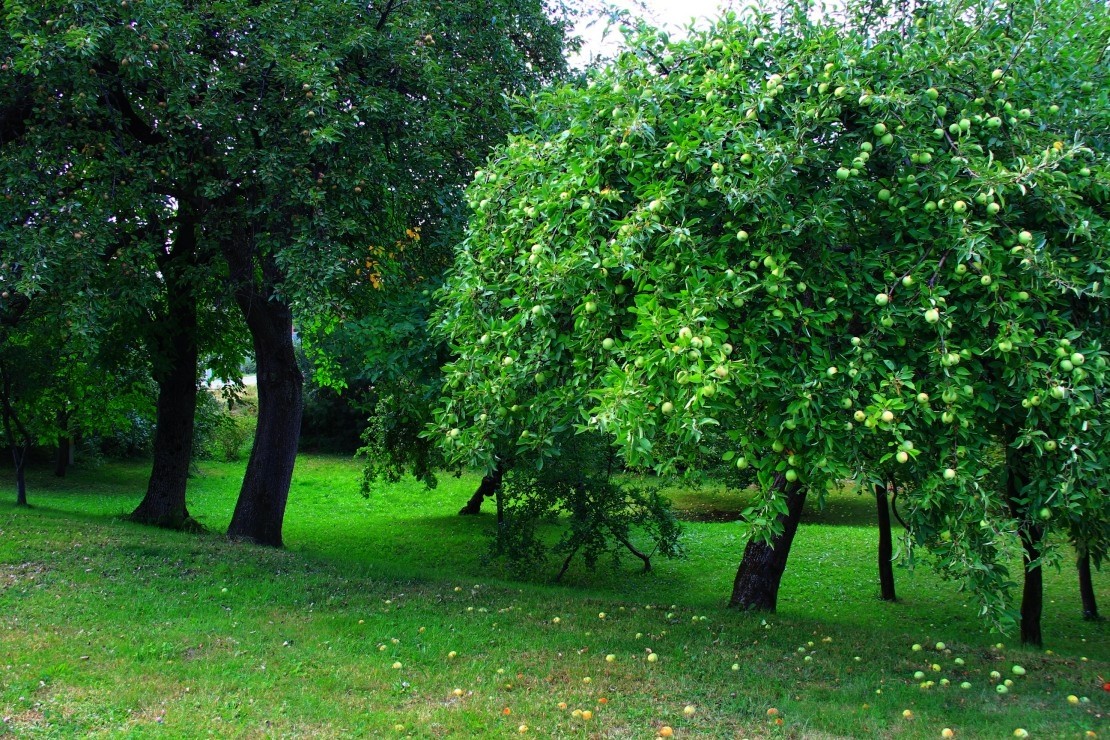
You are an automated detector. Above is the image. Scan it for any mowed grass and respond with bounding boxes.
[0,456,1105,738]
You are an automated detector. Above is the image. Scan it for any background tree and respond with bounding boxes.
[432,0,1108,639]
[2,0,575,545]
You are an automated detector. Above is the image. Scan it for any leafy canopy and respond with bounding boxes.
[434,0,1108,623]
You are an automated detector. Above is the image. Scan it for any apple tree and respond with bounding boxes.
[433,0,1108,639]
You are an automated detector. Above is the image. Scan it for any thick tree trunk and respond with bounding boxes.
[460,463,505,515]
[729,476,807,611]
[224,249,302,547]
[1017,525,1045,646]
[1078,549,1100,621]
[54,437,69,478]
[129,343,199,528]
[876,483,896,602]
[1005,447,1043,647]
[129,214,200,530]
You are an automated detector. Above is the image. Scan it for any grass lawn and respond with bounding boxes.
[0,455,1106,738]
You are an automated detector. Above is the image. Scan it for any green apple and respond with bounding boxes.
[737,229,749,242]
[943,468,957,480]
[881,410,895,423]
[1044,440,1057,452]
[661,401,675,415]
[880,133,894,146]
[837,167,851,180]
[917,392,930,404]
[924,308,940,323]
[952,200,967,213]
[896,450,909,463]
[987,202,1001,215]
[1018,230,1033,244]
[602,338,615,350]
[785,469,799,482]
[878,188,892,201]
[584,300,597,313]
[875,292,890,306]
[735,455,748,469]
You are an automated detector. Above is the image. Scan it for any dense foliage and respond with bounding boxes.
[433,0,1109,629]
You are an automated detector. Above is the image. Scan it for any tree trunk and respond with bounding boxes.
[729,475,807,611]
[54,437,69,478]
[129,213,200,530]
[460,463,505,515]
[54,409,69,478]
[1005,448,1043,647]
[10,444,27,507]
[224,251,302,547]
[876,483,896,602]
[1017,524,1045,646]
[129,342,199,528]
[1078,549,1099,621]
[0,362,30,506]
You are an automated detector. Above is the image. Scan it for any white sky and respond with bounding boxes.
[570,0,751,67]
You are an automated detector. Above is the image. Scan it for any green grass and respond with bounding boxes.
[0,456,1106,738]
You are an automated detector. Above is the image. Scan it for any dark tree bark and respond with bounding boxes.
[729,475,807,611]
[54,437,69,478]
[7,443,27,507]
[223,243,302,548]
[459,463,505,515]
[129,213,200,530]
[1005,448,1044,647]
[876,483,897,602]
[1078,549,1100,621]
[0,362,30,507]
[53,409,70,478]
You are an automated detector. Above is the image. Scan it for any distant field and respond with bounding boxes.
[0,456,1105,738]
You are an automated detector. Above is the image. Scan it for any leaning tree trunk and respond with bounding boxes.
[224,246,302,548]
[1005,447,1044,647]
[876,483,897,602]
[729,475,807,611]
[130,215,200,530]
[1078,549,1099,621]
[460,463,505,515]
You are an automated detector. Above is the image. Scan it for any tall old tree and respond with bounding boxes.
[2,0,574,544]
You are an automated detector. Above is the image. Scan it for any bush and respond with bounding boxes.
[193,389,254,463]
